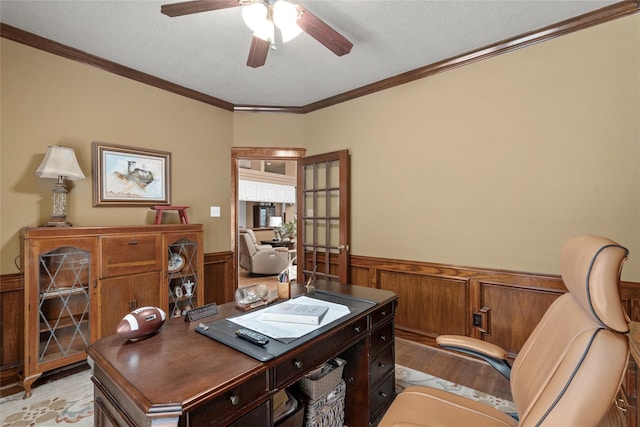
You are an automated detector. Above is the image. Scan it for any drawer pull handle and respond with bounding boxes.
[127,239,139,246]
[294,360,303,369]
[381,311,387,316]
[380,335,387,341]
[230,394,240,406]
[354,326,361,333]
[378,362,387,368]
[379,391,388,398]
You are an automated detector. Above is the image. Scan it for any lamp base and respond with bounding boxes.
[41,216,72,227]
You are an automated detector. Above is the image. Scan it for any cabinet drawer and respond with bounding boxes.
[274,316,368,389]
[228,400,271,427]
[371,302,395,328]
[371,346,394,389]
[370,372,395,419]
[100,235,161,277]
[371,321,394,356]
[188,372,269,426]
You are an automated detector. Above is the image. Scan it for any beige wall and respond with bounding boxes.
[303,13,639,281]
[2,14,638,281]
[1,39,233,274]
[233,112,305,147]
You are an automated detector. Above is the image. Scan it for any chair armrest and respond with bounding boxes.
[436,335,512,380]
[256,244,273,250]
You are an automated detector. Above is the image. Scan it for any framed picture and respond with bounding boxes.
[92,142,171,207]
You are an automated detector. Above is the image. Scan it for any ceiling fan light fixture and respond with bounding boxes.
[254,19,275,42]
[242,1,268,33]
[273,0,302,43]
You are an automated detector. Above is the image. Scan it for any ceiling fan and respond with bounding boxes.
[161,0,353,68]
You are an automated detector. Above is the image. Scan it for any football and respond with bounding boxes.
[116,306,166,341]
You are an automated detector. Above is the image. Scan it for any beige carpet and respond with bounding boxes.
[0,365,516,426]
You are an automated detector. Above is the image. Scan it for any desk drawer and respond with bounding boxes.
[274,316,368,389]
[370,372,395,420]
[188,372,269,426]
[371,302,395,328]
[371,346,394,389]
[100,235,161,278]
[371,321,394,357]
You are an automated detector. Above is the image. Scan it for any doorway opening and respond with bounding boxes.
[231,148,306,291]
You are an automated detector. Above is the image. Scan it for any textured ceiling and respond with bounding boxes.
[0,0,621,107]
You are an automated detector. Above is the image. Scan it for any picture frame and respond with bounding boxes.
[92,142,171,207]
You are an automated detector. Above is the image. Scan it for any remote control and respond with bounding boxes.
[185,303,219,322]
[235,328,269,346]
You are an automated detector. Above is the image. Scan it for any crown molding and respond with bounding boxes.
[2,1,638,114]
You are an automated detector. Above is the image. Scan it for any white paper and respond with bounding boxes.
[228,296,351,340]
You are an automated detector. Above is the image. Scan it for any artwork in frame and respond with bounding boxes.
[92,142,171,207]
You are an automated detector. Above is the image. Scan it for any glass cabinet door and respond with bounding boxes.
[167,238,199,317]
[37,246,91,363]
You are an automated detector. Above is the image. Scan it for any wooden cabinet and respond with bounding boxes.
[21,234,98,398]
[98,272,162,337]
[20,224,203,397]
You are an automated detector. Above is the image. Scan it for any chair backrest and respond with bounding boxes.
[511,235,629,426]
[238,229,257,257]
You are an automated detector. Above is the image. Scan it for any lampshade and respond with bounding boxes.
[268,216,283,227]
[35,146,86,181]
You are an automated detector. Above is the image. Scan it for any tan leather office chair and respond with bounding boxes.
[380,235,630,427]
[238,228,289,275]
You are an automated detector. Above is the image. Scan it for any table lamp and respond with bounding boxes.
[268,216,283,241]
[35,145,86,227]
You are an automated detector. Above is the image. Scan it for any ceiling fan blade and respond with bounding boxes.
[247,36,270,68]
[296,5,353,57]
[161,0,240,17]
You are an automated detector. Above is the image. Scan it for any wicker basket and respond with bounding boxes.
[298,357,346,401]
[303,380,346,427]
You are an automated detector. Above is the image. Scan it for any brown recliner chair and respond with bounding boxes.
[380,235,630,427]
[238,229,289,275]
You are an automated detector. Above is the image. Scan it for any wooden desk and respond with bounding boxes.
[87,281,397,427]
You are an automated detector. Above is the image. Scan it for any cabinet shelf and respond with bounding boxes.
[40,286,89,300]
[39,315,89,334]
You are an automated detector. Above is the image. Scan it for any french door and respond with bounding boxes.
[297,150,350,284]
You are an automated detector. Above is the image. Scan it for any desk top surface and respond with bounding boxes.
[87,281,396,414]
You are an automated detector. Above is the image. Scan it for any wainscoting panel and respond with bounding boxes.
[203,251,234,305]
[477,281,562,357]
[0,273,24,390]
[377,270,469,339]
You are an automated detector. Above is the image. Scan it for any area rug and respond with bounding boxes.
[0,370,93,427]
[395,364,517,415]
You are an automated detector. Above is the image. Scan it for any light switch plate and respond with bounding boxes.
[210,206,221,217]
